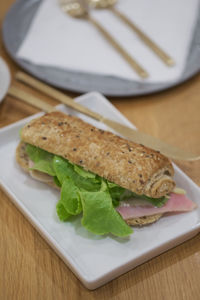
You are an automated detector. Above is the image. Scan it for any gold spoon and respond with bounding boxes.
[58,0,149,78]
[89,0,175,66]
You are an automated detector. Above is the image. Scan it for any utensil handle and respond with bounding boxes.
[111,6,174,66]
[104,118,200,161]
[8,86,54,113]
[15,72,102,121]
[11,75,200,161]
[88,15,149,78]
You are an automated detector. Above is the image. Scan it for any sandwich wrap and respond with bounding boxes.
[16,111,197,236]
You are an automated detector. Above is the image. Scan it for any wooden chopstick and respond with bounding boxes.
[8,86,54,113]
[15,72,102,121]
[11,71,200,161]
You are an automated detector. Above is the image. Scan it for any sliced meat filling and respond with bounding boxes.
[117,193,197,220]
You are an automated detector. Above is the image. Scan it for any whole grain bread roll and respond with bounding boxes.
[19,111,175,198]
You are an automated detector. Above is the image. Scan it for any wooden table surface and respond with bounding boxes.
[1,1,200,299]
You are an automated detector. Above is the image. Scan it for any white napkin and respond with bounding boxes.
[17,0,199,83]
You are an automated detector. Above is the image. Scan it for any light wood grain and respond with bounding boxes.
[0,1,200,299]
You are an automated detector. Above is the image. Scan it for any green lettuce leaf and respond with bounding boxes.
[25,143,167,237]
[53,176,61,187]
[116,189,167,208]
[56,176,132,236]
[26,144,56,176]
[56,202,71,221]
[59,178,82,215]
[53,156,101,191]
[74,165,96,179]
[80,182,133,237]
[107,181,125,202]
[129,192,168,207]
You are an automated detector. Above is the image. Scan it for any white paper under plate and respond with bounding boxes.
[0,92,200,290]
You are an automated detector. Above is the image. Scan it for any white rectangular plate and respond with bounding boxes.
[0,92,200,290]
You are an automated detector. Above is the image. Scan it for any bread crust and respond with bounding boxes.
[20,111,175,198]
[16,141,163,226]
[16,141,29,172]
[126,214,163,226]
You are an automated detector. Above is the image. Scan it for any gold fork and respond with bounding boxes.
[89,0,175,66]
[58,0,149,78]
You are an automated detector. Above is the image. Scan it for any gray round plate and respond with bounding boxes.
[0,57,11,103]
[2,0,200,97]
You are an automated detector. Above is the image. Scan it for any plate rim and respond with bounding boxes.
[0,57,11,102]
[2,0,200,97]
[0,91,200,289]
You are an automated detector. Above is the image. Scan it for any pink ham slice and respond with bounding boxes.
[116,193,197,220]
